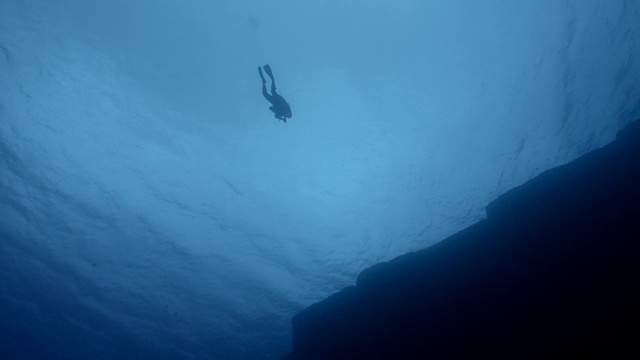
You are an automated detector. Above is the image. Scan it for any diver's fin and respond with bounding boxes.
[258,66,266,82]
[263,64,274,78]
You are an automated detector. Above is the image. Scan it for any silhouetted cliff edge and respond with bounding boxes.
[283,120,640,360]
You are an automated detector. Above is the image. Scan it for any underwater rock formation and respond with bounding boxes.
[284,120,640,359]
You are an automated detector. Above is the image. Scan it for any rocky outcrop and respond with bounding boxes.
[284,120,640,359]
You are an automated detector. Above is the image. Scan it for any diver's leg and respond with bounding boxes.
[259,66,272,100]
[263,64,274,79]
[264,64,277,91]
[258,66,266,83]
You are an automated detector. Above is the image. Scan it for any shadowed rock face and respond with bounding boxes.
[284,120,640,360]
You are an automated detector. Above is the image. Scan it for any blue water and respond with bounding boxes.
[1,1,639,359]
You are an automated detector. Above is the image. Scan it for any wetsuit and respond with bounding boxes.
[259,64,292,122]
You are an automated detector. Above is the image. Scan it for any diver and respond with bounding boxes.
[258,64,292,123]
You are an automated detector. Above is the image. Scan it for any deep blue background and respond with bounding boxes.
[1,1,639,359]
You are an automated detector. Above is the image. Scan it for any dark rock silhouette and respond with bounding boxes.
[283,120,640,359]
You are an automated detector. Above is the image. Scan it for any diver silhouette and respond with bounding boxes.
[258,64,292,123]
